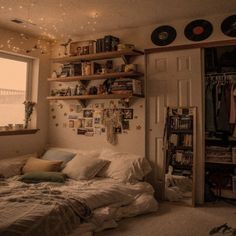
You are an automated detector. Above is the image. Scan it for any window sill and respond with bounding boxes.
[0,129,39,136]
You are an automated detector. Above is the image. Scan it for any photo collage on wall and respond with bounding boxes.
[65,102,134,137]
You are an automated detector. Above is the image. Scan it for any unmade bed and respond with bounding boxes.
[0,176,157,236]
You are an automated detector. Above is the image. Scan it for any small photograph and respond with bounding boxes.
[85,128,94,136]
[85,118,93,128]
[94,117,101,125]
[68,114,78,119]
[122,109,133,119]
[77,128,87,135]
[122,120,130,130]
[76,104,83,113]
[77,118,85,128]
[83,109,94,118]
[69,120,74,128]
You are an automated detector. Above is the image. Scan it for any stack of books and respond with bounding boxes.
[111,79,142,95]
[96,35,120,53]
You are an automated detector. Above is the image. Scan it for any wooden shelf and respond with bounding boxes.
[0,129,39,136]
[47,93,143,101]
[174,146,193,150]
[47,93,143,107]
[48,71,144,82]
[205,161,236,165]
[170,129,193,134]
[52,49,144,63]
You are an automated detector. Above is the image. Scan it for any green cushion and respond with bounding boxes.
[20,171,66,183]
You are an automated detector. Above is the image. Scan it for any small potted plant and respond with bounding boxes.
[23,101,36,129]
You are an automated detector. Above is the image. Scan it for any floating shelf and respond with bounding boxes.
[47,94,143,101]
[170,129,193,134]
[48,71,144,82]
[0,129,39,136]
[205,161,236,165]
[52,49,144,63]
[46,93,143,108]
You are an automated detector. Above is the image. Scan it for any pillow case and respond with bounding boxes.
[41,149,76,166]
[0,153,36,178]
[62,152,109,180]
[20,171,66,183]
[23,157,63,174]
[97,150,152,183]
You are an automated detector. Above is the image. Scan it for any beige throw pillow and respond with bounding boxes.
[23,157,63,173]
[62,152,109,180]
[0,154,36,178]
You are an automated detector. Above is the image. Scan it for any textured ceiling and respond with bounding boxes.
[0,0,236,41]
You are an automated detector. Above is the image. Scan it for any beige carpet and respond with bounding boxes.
[95,201,236,236]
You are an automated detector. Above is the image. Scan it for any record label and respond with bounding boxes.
[184,19,213,41]
[151,25,177,46]
[221,15,236,37]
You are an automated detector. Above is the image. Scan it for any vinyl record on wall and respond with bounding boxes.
[221,15,236,37]
[151,25,177,46]
[184,19,213,41]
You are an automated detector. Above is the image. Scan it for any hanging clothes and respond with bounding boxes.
[216,84,230,132]
[205,82,216,132]
[205,73,236,135]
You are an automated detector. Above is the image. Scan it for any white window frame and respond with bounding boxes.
[0,51,33,101]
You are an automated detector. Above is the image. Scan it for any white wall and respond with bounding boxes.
[0,28,51,159]
[50,13,233,156]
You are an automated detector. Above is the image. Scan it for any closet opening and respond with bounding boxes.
[204,45,236,202]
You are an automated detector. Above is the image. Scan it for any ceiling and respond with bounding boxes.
[0,0,236,41]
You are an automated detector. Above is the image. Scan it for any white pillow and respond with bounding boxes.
[97,150,152,183]
[0,153,37,178]
[62,152,109,180]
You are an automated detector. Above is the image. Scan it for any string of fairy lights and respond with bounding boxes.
[0,0,99,55]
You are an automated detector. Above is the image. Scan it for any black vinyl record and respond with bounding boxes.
[151,25,177,46]
[221,15,236,37]
[184,19,213,41]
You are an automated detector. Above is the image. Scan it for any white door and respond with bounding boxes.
[146,48,204,203]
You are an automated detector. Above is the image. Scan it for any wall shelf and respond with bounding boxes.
[47,94,143,107]
[47,94,143,100]
[48,71,144,82]
[205,161,236,165]
[0,129,39,136]
[52,49,144,63]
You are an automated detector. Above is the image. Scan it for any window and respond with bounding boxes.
[0,52,32,127]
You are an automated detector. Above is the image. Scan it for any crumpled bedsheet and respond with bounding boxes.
[0,177,158,236]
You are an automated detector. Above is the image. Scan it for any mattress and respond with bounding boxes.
[0,177,158,236]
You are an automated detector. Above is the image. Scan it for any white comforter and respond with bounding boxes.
[0,177,158,235]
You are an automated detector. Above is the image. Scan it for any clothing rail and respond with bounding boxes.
[205,72,236,76]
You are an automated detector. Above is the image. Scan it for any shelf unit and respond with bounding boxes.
[48,49,144,107]
[52,49,144,64]
[164,107,196,206]
[48,71,144,82]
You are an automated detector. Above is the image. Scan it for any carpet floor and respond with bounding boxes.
[95,201,236,236]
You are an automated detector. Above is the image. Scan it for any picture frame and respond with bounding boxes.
[83,109,93,118]
[122,109,133,119]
